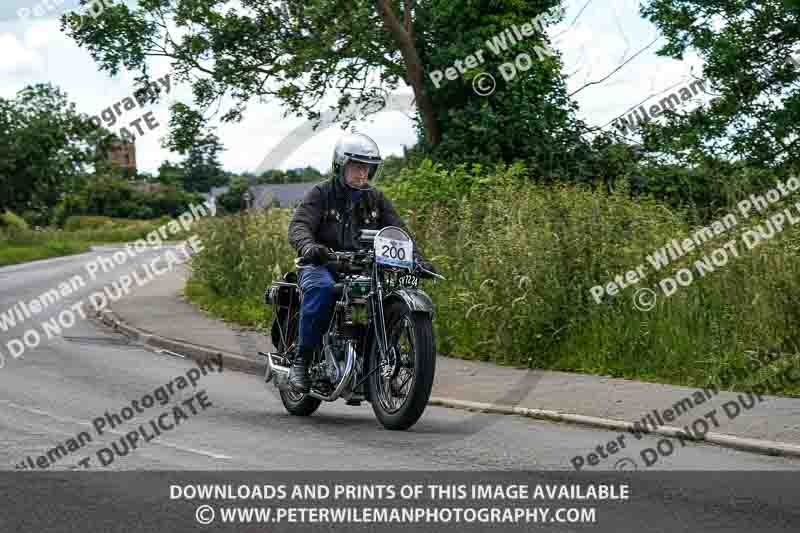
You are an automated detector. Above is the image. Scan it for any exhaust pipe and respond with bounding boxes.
[265,344,355,401]
[263,352,290,384]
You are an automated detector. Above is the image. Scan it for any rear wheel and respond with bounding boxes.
[279,388,322,416]
[275,322,321,417]
[368,300,435,430]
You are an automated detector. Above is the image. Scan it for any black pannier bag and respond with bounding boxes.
[265,272,301,353]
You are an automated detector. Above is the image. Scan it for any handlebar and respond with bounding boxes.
[294,250,369,269]
[295,249,446,280]
[294,252,371,277]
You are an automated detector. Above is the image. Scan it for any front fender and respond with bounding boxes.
[384,288,435,317]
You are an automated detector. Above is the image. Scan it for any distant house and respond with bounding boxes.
[201,182,318,213]
[249,183,316,208]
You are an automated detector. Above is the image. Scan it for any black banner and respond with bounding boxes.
[1,471,798,532]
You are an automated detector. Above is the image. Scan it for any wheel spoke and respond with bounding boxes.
[403,319,416,355]
[384,376,396,411]
[374,312,419,414]
[397,369,413,393]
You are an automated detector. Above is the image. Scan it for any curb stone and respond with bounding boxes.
[93,307,262,375]
[94,306,800,462]
[429,399,800,460]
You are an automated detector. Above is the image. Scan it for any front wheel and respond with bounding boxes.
[369,300,435,430]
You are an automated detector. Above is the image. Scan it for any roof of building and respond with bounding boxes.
[202,182,319,209]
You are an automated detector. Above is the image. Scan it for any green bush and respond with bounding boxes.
[0,241,90,267]
[63,215,116,231]
[190,208,296,299]
[62,215,171,232]
[2,216,184,249]
[54,176,203,224]
[1,210,30,230]
[216,176,250,214]
[189,209,296,329]
[187,162,800,395]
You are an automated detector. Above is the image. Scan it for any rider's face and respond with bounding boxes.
[344,161,370,189]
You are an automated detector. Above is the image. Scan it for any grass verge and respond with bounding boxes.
[184,278,271,328]
[0,240,91,267]
[0,215,198,267]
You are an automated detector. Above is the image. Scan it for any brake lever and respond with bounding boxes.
[416,264,446,280]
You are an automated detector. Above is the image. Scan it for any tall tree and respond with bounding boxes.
[0,84,112,213]
[63,0,586,177]
[180,133,227,192]
[156,160,185,186]
[639,0,800,174]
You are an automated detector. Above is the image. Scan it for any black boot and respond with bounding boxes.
[288,346,313,393]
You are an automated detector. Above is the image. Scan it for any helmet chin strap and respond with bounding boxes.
[345,181,372,191]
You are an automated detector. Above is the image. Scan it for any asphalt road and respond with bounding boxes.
[1,248,799,531]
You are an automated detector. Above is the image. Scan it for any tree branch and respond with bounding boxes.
[375,0,440,145]
[568,35,660,98]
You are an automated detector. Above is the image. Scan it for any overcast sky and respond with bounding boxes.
[0,0,706,175]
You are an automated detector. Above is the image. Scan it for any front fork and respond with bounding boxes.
[368,264,394,378]
[369,262,386,344]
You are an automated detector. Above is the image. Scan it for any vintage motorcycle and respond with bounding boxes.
[262,226,444,430]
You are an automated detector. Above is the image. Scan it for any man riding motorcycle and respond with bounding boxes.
[286,132,436,393]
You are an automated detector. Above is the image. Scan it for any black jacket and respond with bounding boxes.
[288,177,416,257]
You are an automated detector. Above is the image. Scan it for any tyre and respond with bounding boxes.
[368,300,436,430]
[273,301,319,416]
[279,388,322,416]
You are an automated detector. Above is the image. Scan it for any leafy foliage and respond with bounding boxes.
[188,160,800,394]
[0,84,115,214]
[419,1,590,176]
[54,175,203,224]
[216,176,251,213]
[63,0,589,179]
[258,166,324,184]
[0,211,30,230]
[155,160,185,186]
[178,133,227,193]
[0,216,187,267]
[640,0,800,174]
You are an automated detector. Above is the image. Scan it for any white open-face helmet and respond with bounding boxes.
[332,132,383,188]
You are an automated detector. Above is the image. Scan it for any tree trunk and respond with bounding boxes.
[376,0,441,147]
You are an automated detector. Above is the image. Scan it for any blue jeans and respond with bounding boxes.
[297,265,336,351]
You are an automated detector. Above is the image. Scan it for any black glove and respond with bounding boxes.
[302,243,331,266]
